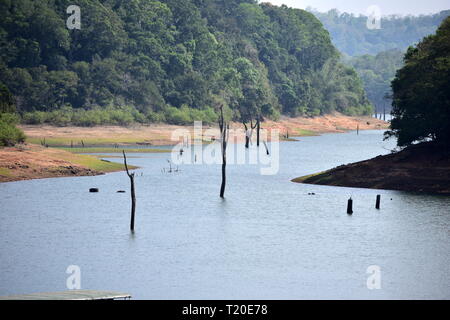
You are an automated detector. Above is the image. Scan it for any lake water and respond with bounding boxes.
[0,130,449,299]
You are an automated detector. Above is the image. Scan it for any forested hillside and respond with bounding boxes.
[311,9,450,56]
[0,0,371,127]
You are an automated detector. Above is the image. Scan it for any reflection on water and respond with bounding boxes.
[0,130,449,299]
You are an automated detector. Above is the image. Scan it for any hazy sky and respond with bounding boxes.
[266,0,450,16]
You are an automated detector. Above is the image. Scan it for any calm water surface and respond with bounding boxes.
[0,130,449,299]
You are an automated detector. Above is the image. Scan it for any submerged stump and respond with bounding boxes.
[347,198,353,215]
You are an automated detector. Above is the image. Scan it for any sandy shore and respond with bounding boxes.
[0,144,130,183]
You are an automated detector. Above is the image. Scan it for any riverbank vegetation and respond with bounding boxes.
[0,84,26,146]
[0,113,26,147]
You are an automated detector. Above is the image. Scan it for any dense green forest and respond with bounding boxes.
[311,9,450,56]
[345,49,404,115]
[0,0,372,127]
[386,16,450,147]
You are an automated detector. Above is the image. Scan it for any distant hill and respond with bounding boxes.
[310,9,450,114]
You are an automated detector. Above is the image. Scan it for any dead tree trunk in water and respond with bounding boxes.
[263,141,270,155]
[284,127,289,139]
[251,120,257,145]
[256,117,261,147]
[243,120,258,149]
[123,150,136,231]
[219,106,229,198]
[243,122,249,149]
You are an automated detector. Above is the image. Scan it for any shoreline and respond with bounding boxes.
[292,142,450,195]
[20,114,388,147]
[2,115,388,183]
[0,144,136,183]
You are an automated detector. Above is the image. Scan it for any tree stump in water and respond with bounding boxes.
[347,198,353,215]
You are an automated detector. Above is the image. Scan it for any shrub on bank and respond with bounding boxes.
[20,104,220,127]
[22,111,47,125]
[0,113,26,146]
[22,106,145,127]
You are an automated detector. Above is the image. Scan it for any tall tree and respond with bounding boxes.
[386,17,450,147]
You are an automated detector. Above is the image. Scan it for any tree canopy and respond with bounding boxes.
[386,17,450,147]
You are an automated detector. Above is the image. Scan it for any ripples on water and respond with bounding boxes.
[0,130,449,299]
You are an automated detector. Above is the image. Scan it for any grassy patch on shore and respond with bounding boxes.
[280,137,299,142]
[0,167,11,177]
[58,147,171,154]
[292,171,327,183]
[292,129,317,137]
[0,144,140,183]
[26,137,151,147]
[55,151,137,172]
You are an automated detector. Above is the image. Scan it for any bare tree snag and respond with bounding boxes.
[219,106,229,198]
[123,150,136,231]
[263,141,270,155]
[243,122,250,149]
[256,117,261,147]
[243,120,258,149]
[251,120,257,146]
